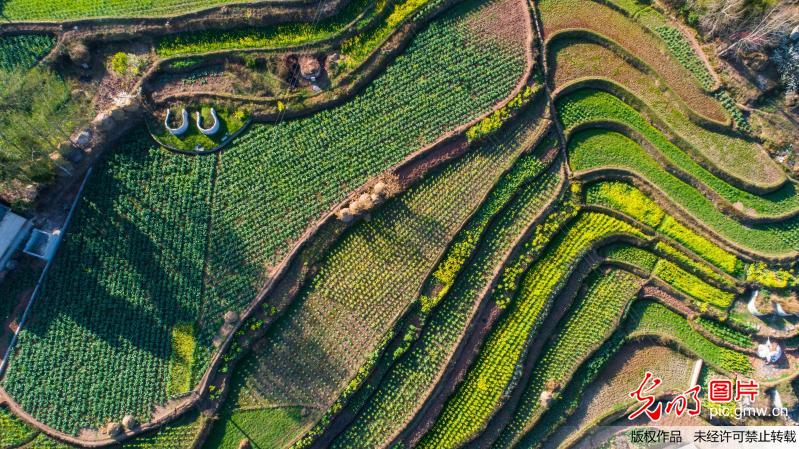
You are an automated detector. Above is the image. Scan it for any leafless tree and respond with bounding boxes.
[698,0,748,39]
[717,2,799,56]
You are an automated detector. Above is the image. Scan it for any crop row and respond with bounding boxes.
[585,180,741,276]
[1,404,37,448]
[0,0,242,20]
[424,141,549,313]
[652,259,735,309]
[202,0,529,339]
[695,316,754,348]
[550,41,782,188]
[156,0,375,56]
[654,241,732,287]
[494,269,642,448]
[417,211,645,448]
[539,0,727,123]
[558,89,797,217]
[207,87,540,448]
[3,133,216,434]
[603,243,659,272]
[574,132,799,256]
[626,300,752,373]
[0,34,55,71]
[653,26,751,132]
[513,297,751,448]
[332,151,562,448]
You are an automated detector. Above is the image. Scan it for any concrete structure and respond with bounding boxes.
[23,229,60,262]
[0,205,32,271]
[757,337,783,364]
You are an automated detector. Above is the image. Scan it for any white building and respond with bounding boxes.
[0,205,32,271]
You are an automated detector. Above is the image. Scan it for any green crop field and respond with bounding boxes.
[0,0,257,20]
[1,0,794,447]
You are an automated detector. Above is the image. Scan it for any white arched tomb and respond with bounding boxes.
[748,290,767,317]
[165,108,189,136]
[757,337,783,364]
[774,302,792,317]
[196,108,220,136]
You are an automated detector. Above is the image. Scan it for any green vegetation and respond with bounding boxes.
[746,262,796,289]
[0,35,90,207]
[585,181,742,275]
[1,405,37,448]
[204,71,537,449]
[559,89,796,217]
[496,269,642,448]
[1,0,246,20]
[423,144,548,313]
[204,0,528,339]
[466,86,537,142]
[625,300,751,374]
[1,0,775,446]
[157,0,375,56]
[603,244,659,272]
[339,0,436,70]
[652,259,735,309]
[653,26,751,132]
[3,132,217,434]
[0,34,55,70]
[332,142,563,448]
[167,323,197,397]
[418,212,645,448]
[149,106,249,152]
[1,0,529,435]
[696,316,754,348]
[204,407,311,449]
[575,133,799,256]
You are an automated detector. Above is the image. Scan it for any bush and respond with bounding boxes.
[110,52,128,75]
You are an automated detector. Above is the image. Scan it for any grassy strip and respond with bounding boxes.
[584,180,742,276]
[558,89,798,216]
[331,155,563,448]
[572,132,799,256]
[339,0,439,71]
[417,211,645,448]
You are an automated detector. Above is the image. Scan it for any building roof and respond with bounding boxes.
[0,205,31,268]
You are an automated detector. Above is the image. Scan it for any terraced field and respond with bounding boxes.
[0,0,796,447]
[0,0,268,20]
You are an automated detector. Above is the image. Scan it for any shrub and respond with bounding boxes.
[110,52,128,75]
